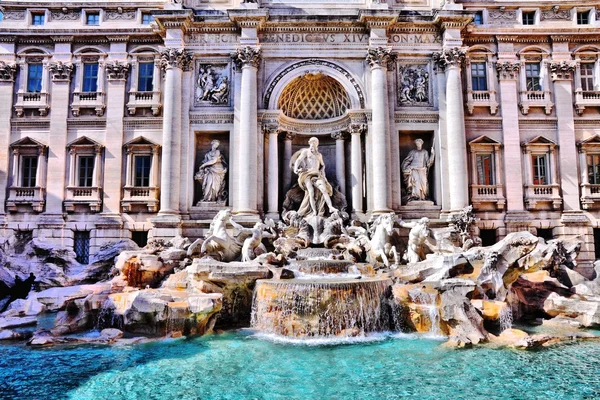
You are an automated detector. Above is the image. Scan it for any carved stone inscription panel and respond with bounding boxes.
[194,62,231,107]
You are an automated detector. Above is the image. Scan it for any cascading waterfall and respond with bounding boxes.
[251,277,393,338]
[499,306,513,332]
[408,289,441,336]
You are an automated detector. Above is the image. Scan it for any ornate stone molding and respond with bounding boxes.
[284,131,296,141]
[366,47,395,69]
[160,48,193,71]
[331,131,348,140]
[0,62,17,82]
[105,9,136,20]
[105,61,131,81]
[541,9,570,21]
[347,123,366,135]
[3,10,26,20]
[487,10,517,25]
[231,46,261,69]
[262,123,280,136]
[49,62,74,82]
[432,48,466,71]
[50,10,81,21]
[550,60,576,81]
[496,61,521,80]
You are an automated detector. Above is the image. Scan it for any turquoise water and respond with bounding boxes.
[1,331,600,400]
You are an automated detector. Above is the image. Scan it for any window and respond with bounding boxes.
[581,63,595,92]
[522,11,536,25]
[82,63,98,93]
[142,13,153,25]
[78,156,95,187]
[74,231,90,264]
[532,154,549,185]
[476,154,495,185]
[86,12,100,25]
[137,62,154,92]
[525,63,541,91]
[134,156,151,187]
[471,62,488,91]
[31,13,45,26]
[26,63,43,93]
[577,11,590,25]
[473,11,483,25]
[0,11,4,22]
[588,154,600,185]
[21,156,38,188]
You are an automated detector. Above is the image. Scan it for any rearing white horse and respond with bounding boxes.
[363,213,400,268]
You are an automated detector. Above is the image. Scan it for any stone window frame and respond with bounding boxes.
[578,135,600,209]
[121,136,160,213]
[14,49,52,117]
[518,9,539,26]
[464,47,498,115]
[139,9,155,25]
[7,137,47,213]
[573,7,597,26]
[126,48,162,116]
[468,136,505,211]
[522,136,561,210]
[573,47,600,115]
[471,9,486,26]
[64,136,104,213]
[28,9,48,26]
[71,49,107,117]
[517,48,553,115]
[83,9,102,26]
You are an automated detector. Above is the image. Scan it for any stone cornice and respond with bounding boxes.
[231,46,261,69]
[152,9,194,32]
[359,10,397,29]
[228,9,269,29]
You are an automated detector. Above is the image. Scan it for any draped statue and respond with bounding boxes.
[401,138,434,202]
[195,140,228,203]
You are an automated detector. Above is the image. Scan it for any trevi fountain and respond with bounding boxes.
[2,138,600,399]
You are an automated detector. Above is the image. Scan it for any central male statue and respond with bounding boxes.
[293,137,338,217]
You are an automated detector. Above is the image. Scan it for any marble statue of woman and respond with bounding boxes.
[401,138,434,202]
[292,137,338,217]
[195,140,227,203]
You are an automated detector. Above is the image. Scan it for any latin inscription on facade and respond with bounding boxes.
[259,33,440,45]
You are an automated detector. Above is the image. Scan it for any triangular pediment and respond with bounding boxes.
[523,135,557,146]
[10,137,46,149]
[67,136,102,148]
[124,136,159,148]
[469,135,501,146]
[579,135,600,146]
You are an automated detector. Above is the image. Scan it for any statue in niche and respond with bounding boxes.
[401,138,435,202]
[195,140,228,203]
[195,65,230,105]
[398,65,429,106]
[292,137,338,217]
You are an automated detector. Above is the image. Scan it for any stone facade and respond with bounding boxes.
[1,0,600,275]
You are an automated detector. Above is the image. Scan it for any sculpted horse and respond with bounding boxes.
[200,209,243,262]
[351,213,400,268]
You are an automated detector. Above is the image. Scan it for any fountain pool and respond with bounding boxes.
[2,330,600,399]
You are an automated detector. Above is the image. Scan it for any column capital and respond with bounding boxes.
[0,61,17,82]
[49,61,74,82]
[262,123,280,136]
[331,131,348,141]
[160,48,193,71]
[432,47,466,71]
[105,61,130,81]
[284,131,296,141]
[550,60,576,81]
[496,61,521,80]
[231,46,261,69]
[348,123,367,135]
[366,47,395,70]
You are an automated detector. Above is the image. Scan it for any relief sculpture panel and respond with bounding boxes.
[194,62,231,107]
[397,64,431,107]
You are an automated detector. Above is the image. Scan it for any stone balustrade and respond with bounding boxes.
[14,92,50,117]
[64,186,102,212]
[6,187,45,212]
[71,91,105,117]
[121,186,160,213]
[126,90,162,116]
[524,184,562,210]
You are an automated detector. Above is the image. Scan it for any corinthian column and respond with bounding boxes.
[349,123,366,215]
[366,47,394,213]
[232,46,261,216]
[433,48,468,211]
[332,131,347,196]
[283,131,295,194]
[264,125,280,219]
[158,48,192,215]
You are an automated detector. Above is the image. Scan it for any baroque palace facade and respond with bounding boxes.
[1,0,600,274]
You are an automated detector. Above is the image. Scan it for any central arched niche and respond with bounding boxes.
[278,72,351,120]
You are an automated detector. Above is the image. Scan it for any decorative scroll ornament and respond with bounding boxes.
[105,9,136,20]
[432,48,466,71]
[541,9,570,21]
[348,123,366,135]
[105,61,131,80]
[3,11,26,20]
[160,48,193,71]
[366,47,395,69]
[0,62,17,82]
[496,61,521,80]
[50,10,81,21]
[49,61,74,81]
[231,46,261,69]
[550,60,576,81]
[487,10,517,24]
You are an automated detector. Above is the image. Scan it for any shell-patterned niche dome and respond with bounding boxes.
[278,72,351,120]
